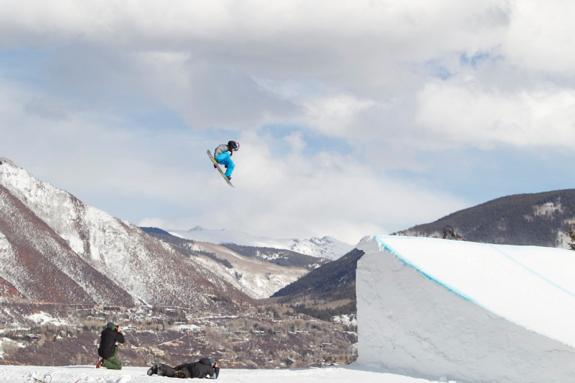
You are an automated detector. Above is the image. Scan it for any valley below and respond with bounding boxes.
[0,301,356,368]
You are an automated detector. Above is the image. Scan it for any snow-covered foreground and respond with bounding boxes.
[0,365,447,383]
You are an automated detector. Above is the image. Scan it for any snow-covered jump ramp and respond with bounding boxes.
[356,235,575,383]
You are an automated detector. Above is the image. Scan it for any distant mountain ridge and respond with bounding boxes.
[0,158,250,311]
[272,249,364,322]
[396,189,575,248]
[220,243,328,270]
[170,227,353,260]
[141,227,312,299]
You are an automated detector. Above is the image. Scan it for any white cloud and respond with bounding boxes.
[504,0,575,75]
[304,94,376,137]
[416,78,575,148]
[3,0,575,243]
[160,131,467,244]
[0,0,517,140]
[0,0,506,50]
[0,78,465,244]
[0,78,201,200]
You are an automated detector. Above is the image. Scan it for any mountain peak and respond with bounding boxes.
[189,225,209,231]
[171,227,353,260]
[0,160,251,309]
[0,158,19,168]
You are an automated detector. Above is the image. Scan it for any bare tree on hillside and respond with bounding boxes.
[442,225,463,240]
[568,224,575,250]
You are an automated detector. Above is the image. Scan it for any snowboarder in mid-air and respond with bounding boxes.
[213,140,240,181]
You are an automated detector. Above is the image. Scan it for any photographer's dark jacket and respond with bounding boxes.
[98,328,125,359]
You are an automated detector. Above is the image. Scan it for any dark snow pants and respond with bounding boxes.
[157,364,190,378]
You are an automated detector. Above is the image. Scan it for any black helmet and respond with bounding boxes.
[228,140,240,151]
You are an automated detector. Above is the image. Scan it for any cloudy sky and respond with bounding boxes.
[1,0,575,244]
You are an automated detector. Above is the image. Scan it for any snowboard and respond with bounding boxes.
[207,150,234,187]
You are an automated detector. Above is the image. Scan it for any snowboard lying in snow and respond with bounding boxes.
[207,149,234,187]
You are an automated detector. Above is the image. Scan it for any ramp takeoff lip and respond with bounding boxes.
[375,236,477,304]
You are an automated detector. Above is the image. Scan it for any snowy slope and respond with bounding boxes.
[0,158,250,309]
[171,227,353,260]
[0,184,133,305]
[195,242,309,299]
[357,235,575,383]
[141,228,312,299]
[0,365,449,383]
[171,240,309,299]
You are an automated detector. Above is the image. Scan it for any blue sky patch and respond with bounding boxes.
[422,59,452,80]
[460,51,494,68]
[389,146,575,206]
[0,48,51,84]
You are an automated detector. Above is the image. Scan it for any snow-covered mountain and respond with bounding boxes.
[141,227,311,299]
[0,158,250,310]
[0,182,132,306]
[170,226,353,260]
